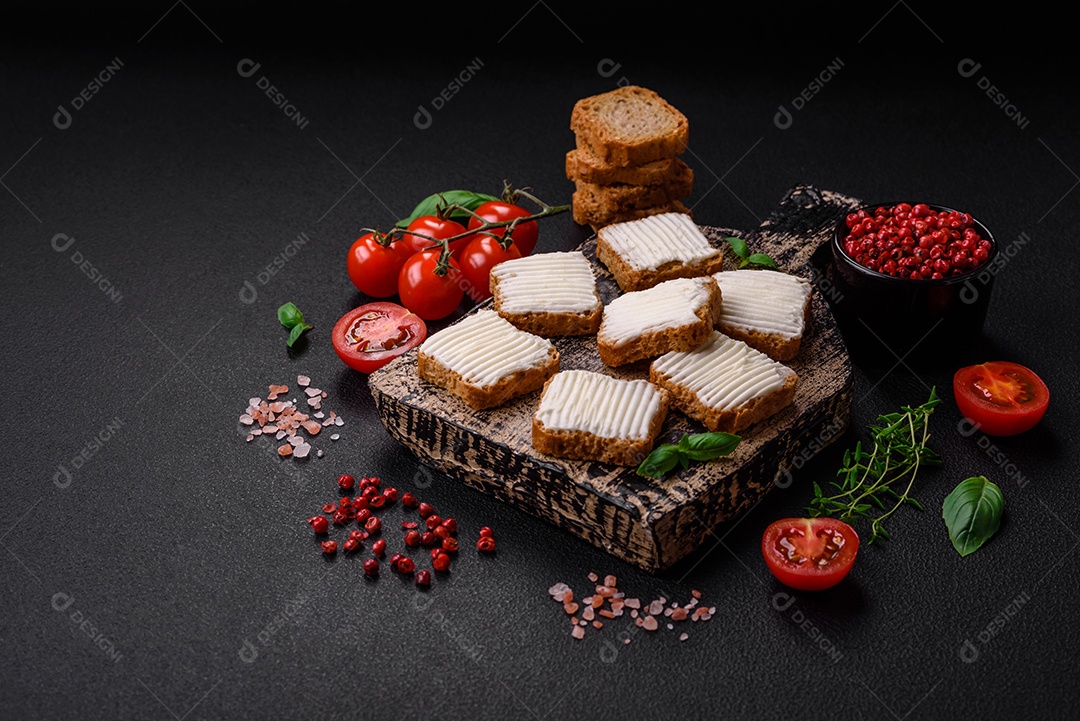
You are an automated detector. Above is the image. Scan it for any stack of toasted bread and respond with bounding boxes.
[567,86,693,231]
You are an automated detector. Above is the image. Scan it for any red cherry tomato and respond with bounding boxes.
[332,302,427,374]
[954,361,1049,436]
[467,201,538,256]
[346,233,412,298]
[458,236,522,302]
[402,215,470,258]
[762,518,859,591]
[397,249,465,321]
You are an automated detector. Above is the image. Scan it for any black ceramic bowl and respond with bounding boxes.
[829,202,998,363]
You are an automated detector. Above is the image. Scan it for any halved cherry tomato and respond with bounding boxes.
[401,215,470,258]
[467,201,538,256]
[458,235,522,302]
[762,518,859,591]
[397,248,465,321]
[332,302,427,374]
[346,233,412,298]
[954,361,1049,436]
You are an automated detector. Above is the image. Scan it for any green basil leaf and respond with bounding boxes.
[724,237,749,259]
[286,323,312,348]
[277,302,305,329]
[679,432,741,461]
[942,475,1004,557]
[395,190,500,228]
[636,444,683,479]
[745,253,778,269]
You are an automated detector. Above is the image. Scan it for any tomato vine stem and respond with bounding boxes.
[363,198,570,276]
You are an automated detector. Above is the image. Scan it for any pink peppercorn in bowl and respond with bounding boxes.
[829,202,998,363]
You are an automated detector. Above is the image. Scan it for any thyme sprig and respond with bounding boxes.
[807,388,941,543]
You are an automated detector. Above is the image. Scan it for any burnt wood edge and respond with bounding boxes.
[371,387,664,570]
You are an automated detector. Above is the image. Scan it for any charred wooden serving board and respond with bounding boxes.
[370,185,863,573]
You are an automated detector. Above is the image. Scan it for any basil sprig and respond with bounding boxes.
[637,432,741,479]
[724,236,778,270]
[942,475,1004,557]
[277,302,313,347]
[395,190,500,228]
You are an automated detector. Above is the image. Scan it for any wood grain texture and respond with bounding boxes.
[370,185,863,573]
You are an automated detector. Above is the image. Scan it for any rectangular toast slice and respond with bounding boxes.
[595,212,723,292]
[417,310,559,410]
[571,158,694,214]
[532,370,670,467]
[490,251,602,337]
[574,199,692,232]
[650,331,797,433]
[570,85,689,167]
[566,148,693,187]
[597,277,722,366]
[711,270,813,361]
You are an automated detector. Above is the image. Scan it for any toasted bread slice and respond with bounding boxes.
[417,310,559,410]
[532,370,670,466]
[566,148,693,186]
[597,277,722,366]
[574,199,692,232]
[572,159,694,215]
[595,212,723,292]
[571,86,689,167]
[711,270,813,361]
[490,251,602,337]
[650,331,797,433]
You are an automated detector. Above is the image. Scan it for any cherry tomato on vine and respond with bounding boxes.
[954,361,1049,437]
[762,518,859,591]
[402,215,470,258]
[346,233,412,298]
[467,201,538,256]
[331,302,427,374]
[398,249,465,320]
[458,236,522,302]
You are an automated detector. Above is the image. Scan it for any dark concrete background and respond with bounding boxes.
[2,5,1077,719]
